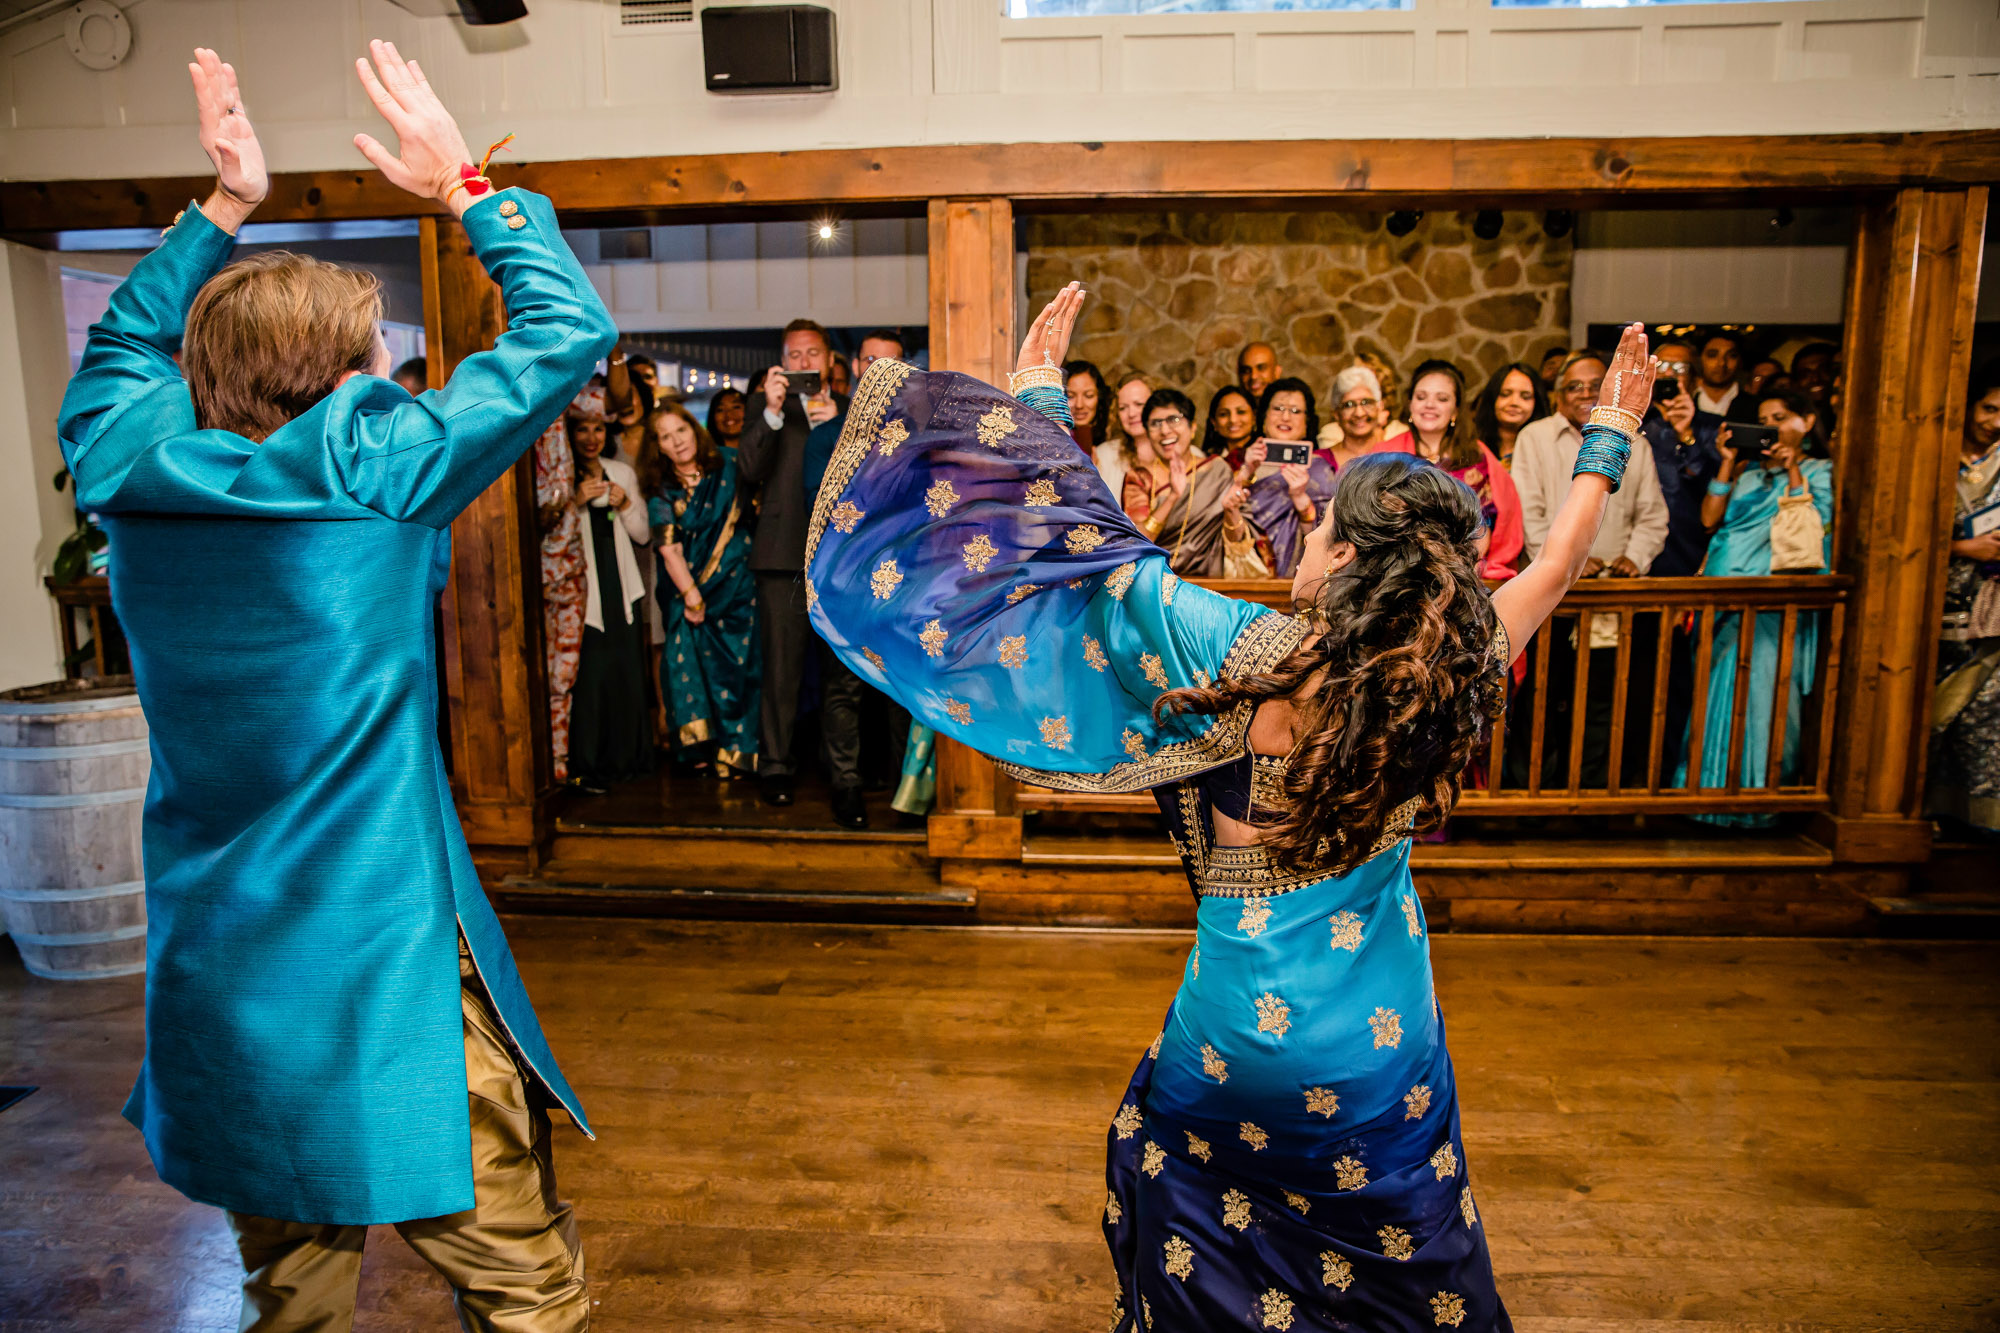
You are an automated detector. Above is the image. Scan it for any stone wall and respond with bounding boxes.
[1023,210,1573,407]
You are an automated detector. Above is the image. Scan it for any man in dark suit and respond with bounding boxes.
[739,317,867,824]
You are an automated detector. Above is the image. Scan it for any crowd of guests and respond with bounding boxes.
[527,315,1872,825]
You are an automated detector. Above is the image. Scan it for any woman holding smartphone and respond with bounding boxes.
[1234,378,1338,578]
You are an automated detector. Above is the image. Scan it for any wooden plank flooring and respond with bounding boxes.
[3,922,1996,1332]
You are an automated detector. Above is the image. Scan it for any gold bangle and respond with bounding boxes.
[1588,405,1641,437]
[1008,365,1063,395]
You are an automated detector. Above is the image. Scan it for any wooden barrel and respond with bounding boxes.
[0,681,149,980]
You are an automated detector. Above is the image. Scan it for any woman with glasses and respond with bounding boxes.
[1228,378,1339,577]
[1138,387,1269,577]
[1324,364,1389,469]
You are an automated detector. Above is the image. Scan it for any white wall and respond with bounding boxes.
[0,0,1995,186]
[0,242,79,691]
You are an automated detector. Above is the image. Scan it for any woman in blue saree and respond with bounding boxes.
[1673,387,1835,827]
[649,401,760,776]
[807,281,1659,1332]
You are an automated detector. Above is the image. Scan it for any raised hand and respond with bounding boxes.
[1017,282,1085,376]
[1600,322,1657,423]
[353,40,477,214]
[188,49,266,223]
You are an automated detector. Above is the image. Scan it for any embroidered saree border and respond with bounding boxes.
[996,610,1311,794]
[1190,795,1425,898]
[803,356,916,575]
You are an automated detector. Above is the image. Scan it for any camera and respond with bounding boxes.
[1266,442,1313,467]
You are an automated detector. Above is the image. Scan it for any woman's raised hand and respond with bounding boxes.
[188,49,267,222]
[353,40,477,215]
[1016,282,1086,376]
[1600,321,1657,422]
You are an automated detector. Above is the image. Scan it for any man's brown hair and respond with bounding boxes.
[781,317,830,350]
[183,252,383,443]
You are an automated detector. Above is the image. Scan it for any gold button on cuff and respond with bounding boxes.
[497,200,519,217]
[506,214,528,230]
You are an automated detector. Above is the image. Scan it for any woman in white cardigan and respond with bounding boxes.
[565,386,653,790]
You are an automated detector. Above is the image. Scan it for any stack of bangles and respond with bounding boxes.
[1008,365,1073,429]
[1573,404,1637,491]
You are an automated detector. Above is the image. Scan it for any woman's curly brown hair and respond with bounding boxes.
[1155,452,1506,875]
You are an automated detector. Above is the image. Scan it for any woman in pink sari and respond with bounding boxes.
[1372,359,1525,581]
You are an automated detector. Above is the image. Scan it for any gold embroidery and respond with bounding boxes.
[1111,1103,1142,1140]
[1022,475,1059,507]
[1460,1186,1477,1228]
[1258,1289,1295,1330]
[1370,1007,1403,1049]
[977,404,1019,447]
[1105,561,1137,600]
[1191,942,1200,978]
[1147,1030,1163,1059]
[1110,1299,1124,1333]
[1143,1297,1153,1330]
[1250,755,1288,812]
[1105,1190,1122,1224]
[1006,582,1039,605]
[999,635,1028,668]
[1334,1156,1369,1191]
[1194,667,1211,688]
[830,499,865,533]
[1193,796,1421,899]
[1430,1292,1467,1327]
[1431,1142,1458,1180]
[1163,1235,1194,1280]
[1066,524,1106,554]
[920,620,948,658]
[1141,651,1170,690]
[1238,895,1272,937]
[1239,1122,1268,1151]
[1083,635,1109,671]
[803,358,911,572]
[942,697,972,726]
[1379,1226,1414,1261]
[1123,729,1149,761]
[1040,715,1072,750]
[1254,992,1291,1038]
[1401,893,1423,938]
[1186,1131,1210,1162]
[1200,1044,1227,1083]
[1283,1190,1310,1216]
[877,418,909,456]
[871,559,903,600]
[805,579,818,611]
[962,533,998,573]
[924,478,958,518]
[1305,1087,1339,1118]
[1141,1140,1166,1178]
[862,647,885,671]
[1330,910,1364,952]
[1161,572,1179,605]
[1221,1189,1251,1231]
[1067,576,1089,589]
[1405,1084,1433,1120]
[1320,1252,1354,1291]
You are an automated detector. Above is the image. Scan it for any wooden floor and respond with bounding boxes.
[3,920,1997,1332]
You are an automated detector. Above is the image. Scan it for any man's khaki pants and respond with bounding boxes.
[224,943,588,1333]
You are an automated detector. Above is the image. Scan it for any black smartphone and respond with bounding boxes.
[1267,442,1313,467]
[1652,376,1686,405]
[782,370,823,397]
[1726,424,1778,460]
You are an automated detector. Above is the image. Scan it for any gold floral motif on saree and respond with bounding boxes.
[1222,1189,1252,1231]
[1431,1142,1458,1180]
[1200,1043,1228,1082]
[1163,1235,1194,1280]
[1022,475,1059,507]
[1258,1289,1295,1330]
[1110,1299,1125,1333]
[1123,729,1149,760]
[1083,635,1109,671]
[1111,1102,1142,1140]
[877,418,909,456]
[1066,524,1106,554]
[1430,1292,1467,1327]
[1334,1156,1368,1191]
[1320,1252,1355,1291]
[1191,942,1200,977]
[1330,910,1364,952]
[962,533,998,573]
[871,559,903,600]
[1186,1131,1210,1162]
[924,478,958,518]
[830,499,865,533]
[1379,1226,1414,1261]
[999,635,1028,668]
[1401,892,1423,937]
[862,647,884,671]
[1254,992,1291,1038]
[1161,572,1180,605]
[1104,1190,1122,1224]
[977,405,1020,447]
[1140,651,1170,690]
[1239,1122,1269,1151]
[1194,667,1211,687]
[1006,582,1039,605]
[920,619,948,658]
[1305,1087,1339,1118]
[1147,1030,1163,1059]
[1404,1084,1433,1120]
[1105,561,1137,600]
[942,697,972,726]
[1370,1006,1403,1049]
[1283,1190,1310,1216]
[1143,1298,1153,1330]
[1460,1186,1477,1228]
[1238,895,1272,937]
[1040,715,1072,750]
[1141,1140,1166,1178]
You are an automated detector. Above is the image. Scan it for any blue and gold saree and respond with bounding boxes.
[652,446,760,774]
[808,361,1510,1332]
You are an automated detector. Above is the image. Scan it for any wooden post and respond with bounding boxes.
[422,216,552,874]
[925,197,1022,862]
[1819,186,1988,863]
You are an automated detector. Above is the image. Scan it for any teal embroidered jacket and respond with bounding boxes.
[56,189,617,1224]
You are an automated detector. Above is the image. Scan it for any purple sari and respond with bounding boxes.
[1245,456,1338,578]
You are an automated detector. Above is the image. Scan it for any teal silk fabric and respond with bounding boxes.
[652,446,760,768]
[57,190,617,1224]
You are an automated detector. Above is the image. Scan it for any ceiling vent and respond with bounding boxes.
[622,0,693,25]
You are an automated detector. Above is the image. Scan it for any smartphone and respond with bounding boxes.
[1651,376,1686,406]
[1266,442,1313,467]
[1726,424,1778,460]
[782,370,824,398]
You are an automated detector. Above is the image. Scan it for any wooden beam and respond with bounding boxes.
[424,215,551,861]
[8,131,2000,231]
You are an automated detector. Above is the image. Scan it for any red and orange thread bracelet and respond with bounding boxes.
[443,134,516,205]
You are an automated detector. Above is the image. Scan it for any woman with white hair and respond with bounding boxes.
[1323,363,1391,469]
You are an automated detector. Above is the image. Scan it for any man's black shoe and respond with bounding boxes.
[760,773,795,807]
[831,785,868,830]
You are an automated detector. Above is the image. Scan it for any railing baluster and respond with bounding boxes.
[1528,617,1553,795]
[1815,600,1845,799]
[1724,604,1758,797]
[1646,605,1672,794]
[1487,661,1508,793]
[1687,605,1716,792]
[1606,608,1633,795]
[1766,603,1799,790]
[1566,611,1591,796]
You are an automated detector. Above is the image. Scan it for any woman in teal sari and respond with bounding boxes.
[1675,387,1835,825]
[649,402,760,776]
[807,280,1660,1332]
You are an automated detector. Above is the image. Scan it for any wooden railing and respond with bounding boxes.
[1010,575,1851,820]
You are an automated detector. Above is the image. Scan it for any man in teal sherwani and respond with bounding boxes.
[55,45,616,1331]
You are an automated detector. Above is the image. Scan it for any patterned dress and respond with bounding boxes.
[807,359,1511,1332]
[1928,442,2000,833]
[533,419,587,782]
[650,447,760,774]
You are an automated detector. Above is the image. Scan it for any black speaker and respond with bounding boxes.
[702,5,837,94]
[456,0,527,22]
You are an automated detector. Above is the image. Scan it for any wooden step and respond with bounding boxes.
[543,827,940,899]
[1866,895,2000,939]
[494,872,975,922]
[1019,831,1833,872]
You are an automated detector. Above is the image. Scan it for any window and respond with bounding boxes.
[60,269,122,373]
[1009,0,1406,15]
[1493,0,1785,7]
